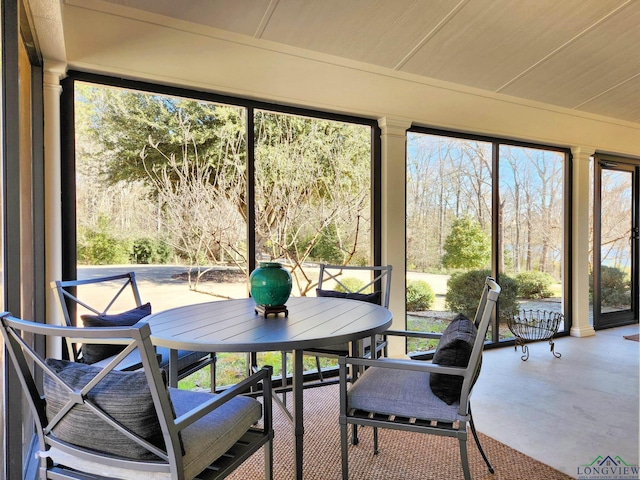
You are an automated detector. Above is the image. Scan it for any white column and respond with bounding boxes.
[44,62,66,357]
[570,146,596,337]
[378,117,411,357]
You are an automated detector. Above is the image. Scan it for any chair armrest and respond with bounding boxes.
[174,366,272,431]
[385,329,443,340]
[339,356,466,378]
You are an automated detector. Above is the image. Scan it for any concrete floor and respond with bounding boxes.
[472,323,640,479]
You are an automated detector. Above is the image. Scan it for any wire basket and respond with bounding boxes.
[507,309,563,361]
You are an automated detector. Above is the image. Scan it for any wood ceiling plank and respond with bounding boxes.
[576,74,640,123]
[259,0,456,68]
[501,3,640,110]
[398,0,628,91]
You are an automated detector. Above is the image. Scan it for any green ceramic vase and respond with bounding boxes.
[249,262,292,306]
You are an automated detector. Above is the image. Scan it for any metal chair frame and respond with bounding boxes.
[278,264,392,406]
[51,272,216,390]
[339,277,500,480]
[0,312,273,480]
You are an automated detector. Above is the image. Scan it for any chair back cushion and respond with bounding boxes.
[316,288,381,305]
[44,358,166,460]
[80,303,152,363]
[429,314,478,405]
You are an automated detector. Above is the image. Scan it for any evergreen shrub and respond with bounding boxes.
[406,280,435,311]
[594,266,630,306]
[445,269,518,321]
[515,271,555,299]
[131,238,172,264]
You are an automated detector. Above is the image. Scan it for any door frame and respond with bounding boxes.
[593,154,640,329]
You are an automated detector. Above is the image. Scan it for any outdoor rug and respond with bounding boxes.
[227,384,573,480]
[624,333,639,342]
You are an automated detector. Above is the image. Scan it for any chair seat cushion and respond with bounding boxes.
[80,303,152,363]
[170,388,262,480]
[157,348,210,375]
[44,358,166,460]
[305,342,350,356]
[429,314,477,405]
[42,363,261,480]
[347,364,464,423]
[89,348,162,372]
[316,288,381,305]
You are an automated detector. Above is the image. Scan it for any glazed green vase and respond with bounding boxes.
[249,262,292,306]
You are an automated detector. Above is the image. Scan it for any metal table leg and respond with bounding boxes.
[292,349,304,479]
[169,348,178,387]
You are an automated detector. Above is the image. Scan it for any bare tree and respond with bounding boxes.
[253,112,371,295]
[600,169,633,268]
[142,112,246,294]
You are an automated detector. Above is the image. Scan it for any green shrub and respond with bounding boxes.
[515,271,555,299]
[131,237,173,264]
[406,280,434,311]
[592,266,630,306]
[334,277,366,293]
[131,238,154,264]
[77,228,131,265]
[445,269,518,321]
[155,240,173,263]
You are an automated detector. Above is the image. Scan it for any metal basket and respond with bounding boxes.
[507,309,563,361]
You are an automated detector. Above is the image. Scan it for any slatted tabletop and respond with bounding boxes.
[147,296,392,353]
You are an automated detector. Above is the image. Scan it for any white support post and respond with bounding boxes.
[378,117,411,357]
[44,62,66,357]
[570,146,596,337]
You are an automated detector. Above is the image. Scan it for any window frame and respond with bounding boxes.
[61,71,382,283]
[406,125,572,350]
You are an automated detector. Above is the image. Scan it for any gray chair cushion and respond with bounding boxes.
[42,360,261,479]
[44,358,165,460]
[316,288,381,305]
[45,389,262,480]
[429,313,477,405]
[89,348,162,372]
[157,348,209,374]
[348,364,464,423]
[170,388,262,480]
[80,303,152,363]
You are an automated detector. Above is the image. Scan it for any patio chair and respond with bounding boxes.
[279,264,392,402]
[52,272,217,391]
[0,312,273,480]
[339,276,500,480]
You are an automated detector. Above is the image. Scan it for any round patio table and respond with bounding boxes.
[146,296,392,480]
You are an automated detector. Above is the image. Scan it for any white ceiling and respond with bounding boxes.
[31,0,640,124]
